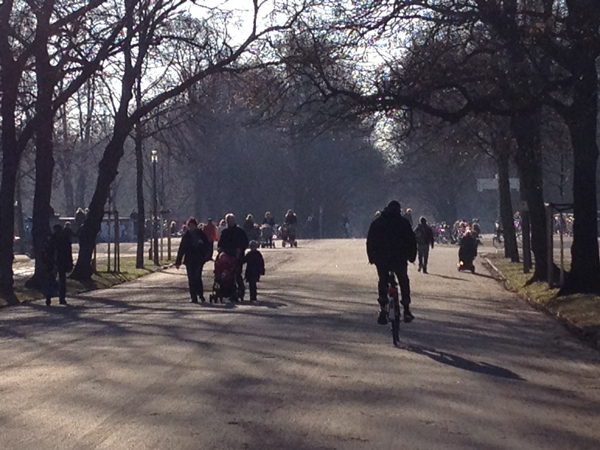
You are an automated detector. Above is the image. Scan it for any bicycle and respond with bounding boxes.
[385,271,401,346]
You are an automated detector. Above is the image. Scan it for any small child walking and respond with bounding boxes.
[244,240,265,301]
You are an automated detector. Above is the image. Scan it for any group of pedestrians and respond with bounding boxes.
[175,214,265,303]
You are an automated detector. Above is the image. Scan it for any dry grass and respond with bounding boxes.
[486,253,600,347]
[10,257,171,305]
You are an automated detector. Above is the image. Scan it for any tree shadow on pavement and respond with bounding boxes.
[427,273,468,282]
[402,343,525,380]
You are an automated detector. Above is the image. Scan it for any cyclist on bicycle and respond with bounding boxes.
[366,200,417,325]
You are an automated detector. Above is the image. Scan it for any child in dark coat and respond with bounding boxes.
[244,241,265,301]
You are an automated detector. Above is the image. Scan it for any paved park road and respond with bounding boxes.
[1,240,599,450]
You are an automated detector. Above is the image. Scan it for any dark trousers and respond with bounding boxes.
[47,269,67,302]
[237,262,246,300]
[247,277,258,300]
[376,264,411,309]
[417,244,430,271]
[186,262,205,301]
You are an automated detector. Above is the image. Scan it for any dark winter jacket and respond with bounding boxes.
[415,223,434,248]
[218,225,249,257]
[367,207,417,267]
[176,229,211,266]
[284,214,298,226]
[44,230,73,272]
[459,234,478,262]
[244,250,265,281]
[262,217,276,227]
[243,219,255,234]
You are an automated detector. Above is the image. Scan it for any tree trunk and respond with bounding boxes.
[135,119,145,269]
[75,169,87,209]
[71,130,130,280]
[0,61,22,303]
[27,9,56,290]
[497,152,519,262]
[0,122,20,303]
[560,54,600,294]
[511,109,548,282]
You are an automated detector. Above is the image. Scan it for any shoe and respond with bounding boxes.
[423,269,428,274]
[199,296,206,303]
[59,301,68,306]
[417,265,422,272]
[190,298,198,303]
[377,309,388,325]
[403,310,414,323]
[46,298,51,306]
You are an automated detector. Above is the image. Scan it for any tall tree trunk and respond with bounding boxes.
[0,0,24,304]
[27,6,56,289]
[560,54,600,294]
[71,130,130,280]
[0,93,20,303]
[497,151,519,262]
[75,169,87,209]
[135,115,145,268]
[511,109,548,282]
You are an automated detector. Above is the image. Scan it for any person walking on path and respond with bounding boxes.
[342,214,350,238]
[415,217,435,274]
[44,224,74,306]
[243,240,265,301]
[175,217,211,303]
[218,214,249,300]
[262,212,276,227]
[366,200,417,325]
[403,208,414,227]
[202,218,219,260]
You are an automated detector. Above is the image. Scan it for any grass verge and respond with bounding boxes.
[7,257,172,306]
[483,253,600,348]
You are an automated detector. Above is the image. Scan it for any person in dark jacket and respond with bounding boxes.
[262,212,276,227]
[176,217,211,303]
[44,224,74,306]
[415,216,435,274]
[244,240,265,301]
[218,214,249,300]
[284,209,298,226]
[243,214,255,235]
[366,200,417,325]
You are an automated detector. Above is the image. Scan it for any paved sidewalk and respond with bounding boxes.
[1,240,599,449]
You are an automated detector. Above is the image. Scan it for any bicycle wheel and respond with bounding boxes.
[391,299,400,346]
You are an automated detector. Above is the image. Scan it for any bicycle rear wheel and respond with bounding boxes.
[492,236,503,249]
[391,299,400,346]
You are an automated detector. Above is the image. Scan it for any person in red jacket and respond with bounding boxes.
[202,218,219,260]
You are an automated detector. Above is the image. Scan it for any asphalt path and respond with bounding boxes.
[1,239,599,450]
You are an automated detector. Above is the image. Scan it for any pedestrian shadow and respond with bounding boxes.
[401,343,525,381]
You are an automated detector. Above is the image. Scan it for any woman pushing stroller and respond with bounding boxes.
[216,213,249,301]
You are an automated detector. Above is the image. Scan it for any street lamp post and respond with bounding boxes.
[151,150,159,265]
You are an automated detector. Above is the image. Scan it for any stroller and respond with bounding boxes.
[209,252,242,303]
[279,223,297,247]
[259,224,275,248]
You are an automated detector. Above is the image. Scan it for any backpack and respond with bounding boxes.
[415,225,427,245]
